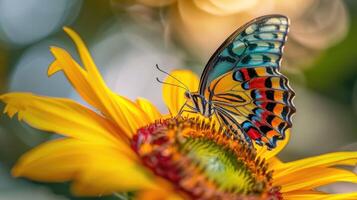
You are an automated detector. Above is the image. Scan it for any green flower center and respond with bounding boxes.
[181,137,264,194]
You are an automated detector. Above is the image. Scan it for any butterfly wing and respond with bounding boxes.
[199,15,295,148]
[199,14,289,94]
[210,68,295,148]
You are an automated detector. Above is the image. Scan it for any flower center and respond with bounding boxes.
[132,117,281,200]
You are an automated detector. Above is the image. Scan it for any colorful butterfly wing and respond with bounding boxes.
[209,67,295,148]
[199,15,295,148]
[199,14,289,94]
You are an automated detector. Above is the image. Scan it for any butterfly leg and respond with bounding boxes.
[177,102,197,119]
[181,109,198,115]
[177,101,198,116]
[177,101,187,117]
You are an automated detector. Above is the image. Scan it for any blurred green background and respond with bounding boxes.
[0,0,356,199]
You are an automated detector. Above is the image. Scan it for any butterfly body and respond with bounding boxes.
[183,92,214,117]
[178,15,295,149]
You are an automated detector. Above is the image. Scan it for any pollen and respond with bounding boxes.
[132,117,281,200]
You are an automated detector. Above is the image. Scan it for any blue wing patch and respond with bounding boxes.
[199,15,289,94]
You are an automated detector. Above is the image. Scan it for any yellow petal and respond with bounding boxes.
[256,129,291,160]
[274,152,357,178]
[275,167,357,192]
[0,92,127,145]
[62,27,109,91]
[71,156,158,196]
[136,178,186,200]
[283,190,324,195]
[162,70,199,115]
[12,138,156,196]
[112,94,152,137]
[267,157,283,169]
[283,192,357,200]
[48,47,98,107]
[49,28,150,137]
[136,97,162,123]
[137,189,185,200]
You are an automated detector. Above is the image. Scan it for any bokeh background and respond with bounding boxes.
[0,0,356,199]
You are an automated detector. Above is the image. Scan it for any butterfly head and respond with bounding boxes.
[184,91,212,117]
[184,91,202,103]
[184,91,201,101]
[155,64,211,116]
[184,90,192,99]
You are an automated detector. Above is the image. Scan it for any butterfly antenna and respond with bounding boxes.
[155,64,190,91]
[156,77,188,91]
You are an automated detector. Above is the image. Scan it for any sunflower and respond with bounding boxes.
[1,28,357,200]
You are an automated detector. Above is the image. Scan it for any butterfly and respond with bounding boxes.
[159,14,295,149]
